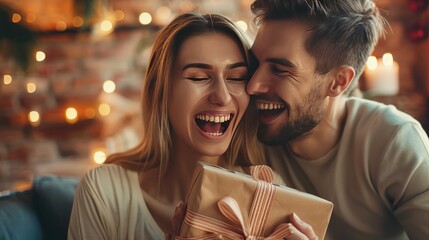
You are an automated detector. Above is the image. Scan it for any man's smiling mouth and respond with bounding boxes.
[257,101,286,122]
[195,113,233,136]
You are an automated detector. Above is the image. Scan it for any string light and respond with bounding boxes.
[72,16,84,28]
[98,103,111,116]
[12,13,21,23]
[65,107,78,124]
[3,75,12,85]
[36,51,46,62]
[92,17,115,37]
[156,6,172,25]
[85,108,96,119]
[103,80,116,93]
[139,12,152,25]
[26,13,36,23]
[28,110,41,126]
[26,82,37,93]
[100,20,113,32]
[56,21,67,31]
[93,150,106,164]
[114,10,125,21]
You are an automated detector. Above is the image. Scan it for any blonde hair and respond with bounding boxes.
[105,13,265,175]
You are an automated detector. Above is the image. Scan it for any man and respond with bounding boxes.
[248,0,429,239]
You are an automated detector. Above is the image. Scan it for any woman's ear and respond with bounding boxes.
[327,66,355,97]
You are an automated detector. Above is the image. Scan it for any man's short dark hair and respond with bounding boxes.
[251,0,386,94]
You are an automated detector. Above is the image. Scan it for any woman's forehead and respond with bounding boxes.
[175,32,245,65]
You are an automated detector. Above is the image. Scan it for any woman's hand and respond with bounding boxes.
[285,213,318,240]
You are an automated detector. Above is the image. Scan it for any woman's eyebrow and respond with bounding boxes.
[182,62,247,71]
[182,63,213,70]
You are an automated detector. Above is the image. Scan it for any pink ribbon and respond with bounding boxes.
[174,165,291,239]
[249,165,274,183]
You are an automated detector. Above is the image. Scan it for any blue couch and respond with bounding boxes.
[0,176,79,240]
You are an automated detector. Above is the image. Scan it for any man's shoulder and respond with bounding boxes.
[346,97,419,128]
[344,97,428,154]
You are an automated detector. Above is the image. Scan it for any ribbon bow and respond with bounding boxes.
[174,165,291,239]
[249,165,274,183]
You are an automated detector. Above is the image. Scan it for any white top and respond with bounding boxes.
[266,97,429,240]
[68,164,164,240]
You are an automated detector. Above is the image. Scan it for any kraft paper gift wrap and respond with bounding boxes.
[176,162,334,239]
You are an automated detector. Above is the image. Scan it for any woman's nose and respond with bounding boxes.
[247,68,270,95]
[208,78,232,106]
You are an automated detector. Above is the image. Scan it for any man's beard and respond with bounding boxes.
[257,82,325,146]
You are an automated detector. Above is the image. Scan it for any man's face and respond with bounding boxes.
[247,20,327,145]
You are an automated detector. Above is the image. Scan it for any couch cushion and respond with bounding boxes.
[0,190,44,240]
[33,176,79,240]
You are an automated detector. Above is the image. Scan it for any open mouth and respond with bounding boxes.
[195,113,233,136]
[257,102,286,120]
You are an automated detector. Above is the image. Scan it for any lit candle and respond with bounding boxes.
[364,53,399,96]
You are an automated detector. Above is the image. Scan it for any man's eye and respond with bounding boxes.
[187,77,209,81]
[270,65,289,75]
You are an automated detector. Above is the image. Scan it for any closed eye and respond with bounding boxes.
[270,65,290,76]
[186,77,210,81]
[227,76,247,81]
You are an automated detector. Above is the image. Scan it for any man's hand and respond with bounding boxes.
[285,213,318,240]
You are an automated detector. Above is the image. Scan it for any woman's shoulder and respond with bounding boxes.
[79,163,138,197]
[85,164,129,181]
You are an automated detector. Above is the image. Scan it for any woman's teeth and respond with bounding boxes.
[195,113,232,136]
[195,113,231,123]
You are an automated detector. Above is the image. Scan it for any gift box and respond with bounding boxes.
[176,162,333,239]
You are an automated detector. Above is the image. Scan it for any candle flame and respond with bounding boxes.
[382,53,393,67]
[367,56,378,70]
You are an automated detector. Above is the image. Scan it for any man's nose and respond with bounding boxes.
[247,68,270,95]
[208,78,232,106]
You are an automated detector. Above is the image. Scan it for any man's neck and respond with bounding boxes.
[288,96,347,160]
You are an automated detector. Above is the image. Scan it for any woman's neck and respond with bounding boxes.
[160,146,222,203]
[138,144,223,233]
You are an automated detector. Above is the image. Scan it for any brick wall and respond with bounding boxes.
[0,28,154,170]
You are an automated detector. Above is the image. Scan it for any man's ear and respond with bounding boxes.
[327,65,355,97]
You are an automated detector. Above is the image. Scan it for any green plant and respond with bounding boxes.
[0,3,37,73]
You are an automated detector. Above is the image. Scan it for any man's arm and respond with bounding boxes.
[376,122,429,239]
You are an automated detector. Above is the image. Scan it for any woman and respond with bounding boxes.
[68,13,266,239]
